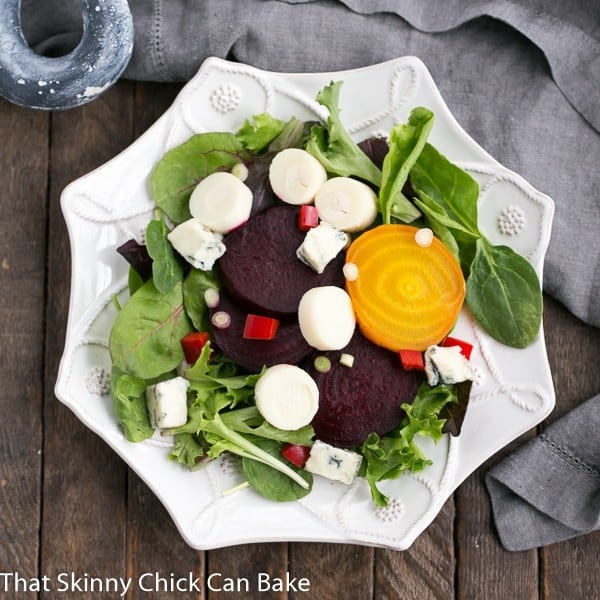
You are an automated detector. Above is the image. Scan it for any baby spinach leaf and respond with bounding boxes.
[414,191,479,270]
[410,143,480,235]
[305,81,382,186]
[241,437,313,502]
[109,279,193,379]
[145,215,185,294]
[182,268,220,332]
[414,191,479,240]
[128,266,145,296]
[466,238,543,348]
[110,368,153,442]
[237,113,286,153]
[379,107,433,224]
[150,132,251,224]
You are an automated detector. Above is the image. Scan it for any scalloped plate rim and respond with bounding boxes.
[55,55,555,551]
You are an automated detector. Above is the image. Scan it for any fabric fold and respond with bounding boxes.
[486,394,600,550]
[283,0,600,131]
[16,0,600,327]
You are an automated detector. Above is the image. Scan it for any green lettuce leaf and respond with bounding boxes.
[305,81,382,186]
[182,268,220,333]
[169,433,208,469]
[109,279,193,379]
[379,107,433,223]
[411,142,480,234]
[150,132,251,224]
[163,343,312,492]
[237,113,286,153]
[110,368,153,442]
[145,213,185,294]
[466,238,543,348]
[220,406,314,447]
[241,437,313,502]
[360,383,458,506]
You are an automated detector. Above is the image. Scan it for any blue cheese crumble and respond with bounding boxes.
[145,376,190,429]
[167,218,226,270]
[296,221,349,274]
[305,440,362,485]
[424,344,473,386]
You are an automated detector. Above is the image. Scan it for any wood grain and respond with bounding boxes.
[125,80,205,600]
[208,543,289,599]
[375,499,455,600]
[0,99,48,597]
[539,298,600,600]
[456,457,539,600]
[0,79,598,600]
[289,543,374,600]
[40,83,135,598]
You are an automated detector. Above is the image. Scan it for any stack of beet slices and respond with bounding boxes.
[211,204,345,372]
[212,203,423,448]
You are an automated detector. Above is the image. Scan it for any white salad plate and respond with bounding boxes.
[56,56,555,550]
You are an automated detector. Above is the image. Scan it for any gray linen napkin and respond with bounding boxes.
[486,394,600,550]
[18,0,600,550]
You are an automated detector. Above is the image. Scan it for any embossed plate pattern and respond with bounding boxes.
[56,56,555,550]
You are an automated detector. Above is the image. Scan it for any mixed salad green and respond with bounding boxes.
[109,81,542,506]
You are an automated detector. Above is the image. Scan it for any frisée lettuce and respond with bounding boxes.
[108,80,543,509]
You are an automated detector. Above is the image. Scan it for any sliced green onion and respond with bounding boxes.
[314,356,331,373]
[231,162,249,182]
[204,287,220,308]
[339,353,354,368]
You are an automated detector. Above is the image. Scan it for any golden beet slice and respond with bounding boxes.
[345,224,465,351]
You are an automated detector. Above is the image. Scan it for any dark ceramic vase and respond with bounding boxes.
[0,0,133,110]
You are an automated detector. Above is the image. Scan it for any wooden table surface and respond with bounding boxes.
[1,79,598,600]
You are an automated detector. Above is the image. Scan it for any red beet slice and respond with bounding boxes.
[307,330,423,448]
[209,291,312,372]
[218,205,345,317]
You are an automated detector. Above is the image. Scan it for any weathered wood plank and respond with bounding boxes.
[131,80,288,598]
[453,299,574,600]
[0,98,48,598]
[125,80,205,600]
[456,452,539,600]
[456,295,600,599]
[289,543,374,600]
[132,81,183,136]
[375,499,455,600]
[40,81,135,597]
[539,297,600,600]
[541,297,599,423]
[208,543,289,599]
[126,470,205,599]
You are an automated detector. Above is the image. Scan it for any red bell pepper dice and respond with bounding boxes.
[298,205,319,231]
[441,336,473,360]
[398,349,425,371]
[281,443,311,468]
[180,331,210,365]
[243,314,280,340]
